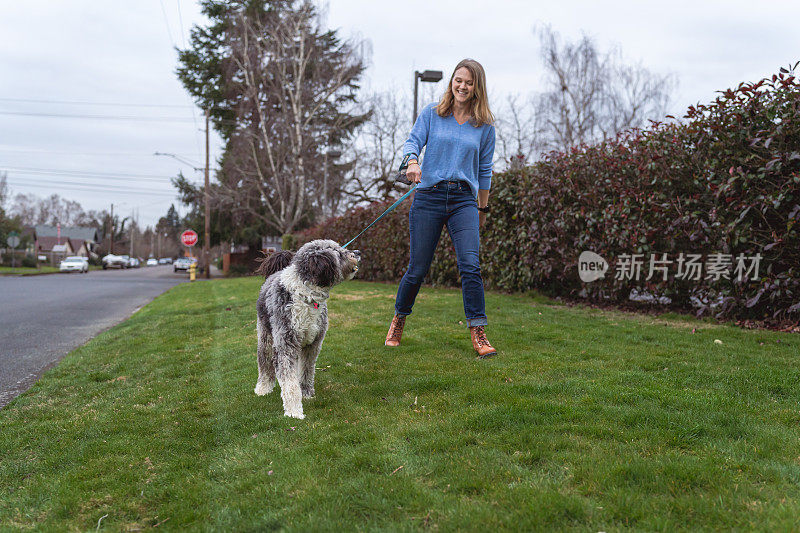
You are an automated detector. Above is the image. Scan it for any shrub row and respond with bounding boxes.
[300,67,800,322]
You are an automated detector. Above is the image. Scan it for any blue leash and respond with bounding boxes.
[343,184,417,249]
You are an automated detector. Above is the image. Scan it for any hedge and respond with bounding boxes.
[299,66,800,322]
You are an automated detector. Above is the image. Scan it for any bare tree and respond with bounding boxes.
[9,192,98,226]
[213,1,370,235]
[494,93,546,170]
[511,25,677,158]
[338,90,410,206]
[0,172,8,214]
[335,82,448,210]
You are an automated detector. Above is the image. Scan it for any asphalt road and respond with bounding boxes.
[0,265,194,408]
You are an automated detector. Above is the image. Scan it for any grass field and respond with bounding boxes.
[0,277,798,531]
[0,266,60,275]
[0,265,103,276]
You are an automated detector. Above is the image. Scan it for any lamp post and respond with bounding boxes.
[413,69,443,123]
[322,149,342,219]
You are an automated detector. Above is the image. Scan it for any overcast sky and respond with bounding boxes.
[1,0,797,227]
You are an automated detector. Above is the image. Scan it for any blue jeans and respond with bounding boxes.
[394,180,488,327]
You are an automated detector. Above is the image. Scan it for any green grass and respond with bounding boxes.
[0,266,60,275]
[0,265,102,276]
[0,278,798,531]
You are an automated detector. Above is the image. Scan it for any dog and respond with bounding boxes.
[254,239,361,419]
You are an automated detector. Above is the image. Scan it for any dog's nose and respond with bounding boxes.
[352,250,361,259]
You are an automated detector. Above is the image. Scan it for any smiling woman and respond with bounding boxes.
[386,58,498,359]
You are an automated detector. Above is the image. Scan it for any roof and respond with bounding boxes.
[37,236,75,252]
[69,238,87,251]
[35,225,99,243]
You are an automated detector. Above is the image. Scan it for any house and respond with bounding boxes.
[34,225,100,257]
[68,238,89,257]
[38,236,74,254]
[38,236,75,262]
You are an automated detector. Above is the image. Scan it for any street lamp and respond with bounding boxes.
[414,69,443,123]
[322,149,342,219]
[153,152,203,171]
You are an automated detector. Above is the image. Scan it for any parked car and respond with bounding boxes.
[158,257,173,264]
[102,254,127,269]
[146,258,158,266]
[174,257,197,272]
[129,257,141,268]
[60,256,89,273]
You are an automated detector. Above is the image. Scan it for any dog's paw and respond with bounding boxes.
[284,410,305,420]
[301,387,315,399]
[254,380,274,396]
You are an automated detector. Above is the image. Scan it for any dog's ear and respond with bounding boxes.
[255,250,294,278]
[304,253,337,287]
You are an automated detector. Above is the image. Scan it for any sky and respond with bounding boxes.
[0,0,797,228]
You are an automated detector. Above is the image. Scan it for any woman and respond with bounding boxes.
[385,58,497,359]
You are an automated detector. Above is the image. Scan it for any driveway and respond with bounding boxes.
[0,265,202,408]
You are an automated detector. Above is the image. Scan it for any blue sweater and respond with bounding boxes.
[403,102,496,198]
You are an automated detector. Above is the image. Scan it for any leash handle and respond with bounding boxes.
[395,152,417,183]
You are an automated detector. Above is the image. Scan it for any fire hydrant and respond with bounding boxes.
[189,262,196,281]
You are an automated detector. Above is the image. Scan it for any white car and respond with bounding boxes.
[102,254,127,269]
[146,258,158,266]
[174,257,197,272]
[60,256,89,273]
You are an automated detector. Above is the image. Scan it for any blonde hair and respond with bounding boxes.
[436,58,494,127]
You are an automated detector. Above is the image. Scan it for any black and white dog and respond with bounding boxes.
[254,240,360,419]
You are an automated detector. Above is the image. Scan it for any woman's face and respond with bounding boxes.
[451,67,474,106]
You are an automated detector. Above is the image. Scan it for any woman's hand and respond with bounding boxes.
[406,162,421,183]
[479,211,486,227]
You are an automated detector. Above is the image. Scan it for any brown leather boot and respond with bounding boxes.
[470,325,497,359]
[385,314,406,347]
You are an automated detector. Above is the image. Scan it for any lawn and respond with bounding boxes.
[0,266,60,275]
[0,265,102,276]
[0,277,798,531]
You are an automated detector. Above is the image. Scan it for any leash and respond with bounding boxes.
[343,184,417,249]
[343,153,417,249]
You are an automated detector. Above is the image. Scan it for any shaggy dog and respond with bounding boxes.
[254,240,360,419]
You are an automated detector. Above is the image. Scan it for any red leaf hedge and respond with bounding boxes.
[300,67,800,322]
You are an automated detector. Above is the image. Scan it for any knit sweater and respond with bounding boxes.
[402,102,496,198]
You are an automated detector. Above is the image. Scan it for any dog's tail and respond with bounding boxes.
[255,250,294,278]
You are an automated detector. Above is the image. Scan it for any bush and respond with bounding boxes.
[21,254,37,268]
[282,233,297,251]
[226,264,252,277]
[302,66,800,322]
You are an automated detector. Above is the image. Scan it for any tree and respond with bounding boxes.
[8,192,103,227]
[176,0,370,240]
[496,25,676,163]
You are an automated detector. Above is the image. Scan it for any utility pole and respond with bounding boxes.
[110,203,114,255]
[129,209,134,258]
[204,108,211,279]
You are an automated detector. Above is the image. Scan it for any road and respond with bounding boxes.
[0,265,195,408]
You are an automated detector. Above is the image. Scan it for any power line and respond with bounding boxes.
[159,0,176,49]
[0,110,196,122]
[0,96,194,108]
[7,175,180,191]
[6,179,179,196]
[0,148,202,157]
[1,166,182,180]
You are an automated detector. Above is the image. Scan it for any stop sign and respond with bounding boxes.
[180,229,199,247]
